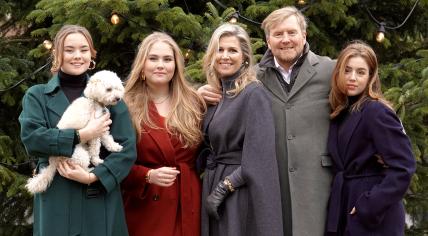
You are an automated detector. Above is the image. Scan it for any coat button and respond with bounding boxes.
[286,104,292,109]
[287,135,294,140]
[153,194,160,201]
[289,167,296,172]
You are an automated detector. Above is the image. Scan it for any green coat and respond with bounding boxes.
[19,75,137,236]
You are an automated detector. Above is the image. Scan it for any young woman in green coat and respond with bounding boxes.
[19,25,137,236]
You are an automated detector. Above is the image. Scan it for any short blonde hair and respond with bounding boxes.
[51,25,96,73]
[261,6,307,37]
[202,23,257,96]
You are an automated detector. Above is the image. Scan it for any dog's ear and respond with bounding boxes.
[84,76,103,98]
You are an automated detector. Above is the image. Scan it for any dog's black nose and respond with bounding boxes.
[115,97,121,102]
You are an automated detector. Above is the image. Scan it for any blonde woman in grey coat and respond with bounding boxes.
[199,23,283,236]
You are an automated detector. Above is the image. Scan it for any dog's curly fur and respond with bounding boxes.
[26,70,125,194]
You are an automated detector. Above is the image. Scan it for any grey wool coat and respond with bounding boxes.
[200,76,283,236]
[19,75,137,236]
[257,48,335,236]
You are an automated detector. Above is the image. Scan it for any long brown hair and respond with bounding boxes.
[329,40,392,119]
[51,25,97,73]
[124,32,206,147]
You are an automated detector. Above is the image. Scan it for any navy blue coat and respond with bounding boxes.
[325,100,415,236]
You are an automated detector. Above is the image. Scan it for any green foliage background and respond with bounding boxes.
[1,0,427,235]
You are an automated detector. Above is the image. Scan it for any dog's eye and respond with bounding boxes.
[106,88,112,92]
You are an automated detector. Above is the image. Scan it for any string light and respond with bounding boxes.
[0,57,52,93]
[376,23,386,43]
[365,0,420,43]
[212,0,314,25]
[111,13,120,25]
[185,49,191,59]
[43,40,53,50]
[229,12,239,24]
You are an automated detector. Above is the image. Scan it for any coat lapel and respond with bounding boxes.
[258,69,288,103]
[328,121,344,168]
[44,76,70,125]
[340,111,363,164]
[287,51,318,100]
[202,104,217,133]
[45,91,69,118]
[146,103,176,165]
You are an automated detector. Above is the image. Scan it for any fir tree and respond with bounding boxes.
[1,0,427,235]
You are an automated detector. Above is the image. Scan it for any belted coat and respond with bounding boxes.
[19,75,137,236]
[326,100,415,236]
[200,79,283,236]
[121,102,201,236]
[256,48,335,236]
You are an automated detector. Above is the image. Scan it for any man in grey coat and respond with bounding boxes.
[198,6,335,236]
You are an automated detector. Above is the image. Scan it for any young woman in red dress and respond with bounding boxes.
[122,32,206,236]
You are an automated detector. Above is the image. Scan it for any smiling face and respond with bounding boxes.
[143,41,176,89]
[60,33,92,75]
[266,15,306,70]
[344,56,370,97]
[214,35,244,78]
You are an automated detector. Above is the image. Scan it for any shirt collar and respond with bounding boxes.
[273,53,302,73]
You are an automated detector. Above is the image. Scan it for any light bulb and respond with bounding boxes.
[376,32,385,43]
[376,23,386,43]
[298,0,306,5]
[229,12,239,24]
[43,40,53,50]
[111,14,120,25]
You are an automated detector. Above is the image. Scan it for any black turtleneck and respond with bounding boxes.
[220,69,241,95]
[59,70,88,103]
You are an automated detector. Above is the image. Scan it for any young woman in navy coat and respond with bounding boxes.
[325,41,415,236]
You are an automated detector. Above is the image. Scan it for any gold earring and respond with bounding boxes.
[141,74,146,81]
[88,60,96,70]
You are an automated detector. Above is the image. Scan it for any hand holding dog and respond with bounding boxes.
[79,112,112,143]
[57,160,98,185]
[149,167,180,187]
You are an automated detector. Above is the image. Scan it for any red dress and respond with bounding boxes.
[122,103,201,236]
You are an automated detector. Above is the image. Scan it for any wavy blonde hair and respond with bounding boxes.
[51,25,97,73]
[330,40,392,119]
[124,32,206,147]
[202,23,257,96]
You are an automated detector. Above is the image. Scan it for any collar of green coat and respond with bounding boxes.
[43,74,61,94]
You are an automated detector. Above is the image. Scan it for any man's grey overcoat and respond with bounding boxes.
[257,48,335,236]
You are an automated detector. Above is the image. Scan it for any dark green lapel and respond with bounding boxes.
[44,75,70,119]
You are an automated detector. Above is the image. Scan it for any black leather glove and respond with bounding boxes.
[206,180,230,220]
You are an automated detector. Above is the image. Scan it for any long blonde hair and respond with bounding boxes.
[330,40,392,119]
[51,25,97,73]
[202,23,257,96]
[125,32,206,147]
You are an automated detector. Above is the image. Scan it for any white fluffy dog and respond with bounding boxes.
[26,70,124,194]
